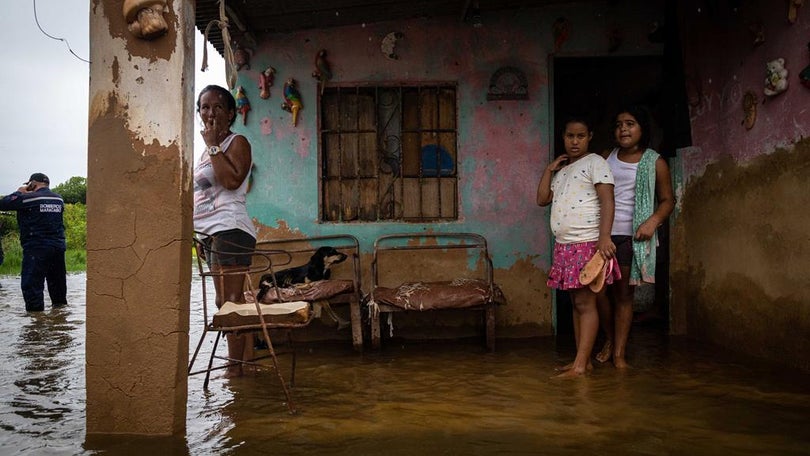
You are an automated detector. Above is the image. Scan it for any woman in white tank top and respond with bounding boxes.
[194,85,257,377]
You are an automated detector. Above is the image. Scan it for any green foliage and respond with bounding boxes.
[64,203,87,250]
[0,233,22,274]
[65,249,86,272]
[52,176,87,204]
[0,232,85,274]
[0,246,86,275]
[0,212,16,237]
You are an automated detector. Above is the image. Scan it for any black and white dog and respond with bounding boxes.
[256,246,347,301]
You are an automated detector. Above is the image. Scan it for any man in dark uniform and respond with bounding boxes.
[0,173,67,311]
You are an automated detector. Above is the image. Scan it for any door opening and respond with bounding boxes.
[551,51,691,336]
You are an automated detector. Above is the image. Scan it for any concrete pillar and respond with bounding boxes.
[86,0,195,435]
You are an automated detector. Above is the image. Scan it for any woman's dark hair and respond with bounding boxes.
[197,85,237,126]
[561,114,593,133]
[615,105,651,150]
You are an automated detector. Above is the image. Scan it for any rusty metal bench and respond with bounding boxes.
[367,233,505,351]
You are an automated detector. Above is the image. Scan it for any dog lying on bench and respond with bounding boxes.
[256,246,347,302]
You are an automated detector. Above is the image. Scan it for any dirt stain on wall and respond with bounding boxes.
[671,138,810,371]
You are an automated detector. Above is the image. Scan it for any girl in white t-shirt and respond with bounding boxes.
[537,116,619,378]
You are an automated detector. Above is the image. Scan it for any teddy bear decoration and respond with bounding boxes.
[763,58,789,97]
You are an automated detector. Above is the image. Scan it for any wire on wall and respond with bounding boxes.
[33,0,90,64]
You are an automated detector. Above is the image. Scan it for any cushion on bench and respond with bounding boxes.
[372,278,505,311]
[245,279,355,303]
[212,300,310,328]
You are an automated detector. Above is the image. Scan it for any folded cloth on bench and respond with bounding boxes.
[246,280,355,303]
[372,278,505,311]
[212,301,310,328]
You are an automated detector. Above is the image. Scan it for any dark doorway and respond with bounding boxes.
[551,51,691,335]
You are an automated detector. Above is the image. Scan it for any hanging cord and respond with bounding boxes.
[33,0,90,64]
[201,0,237,89]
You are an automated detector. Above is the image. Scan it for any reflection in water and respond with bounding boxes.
[0,272,809,455]
[0,274,86,455]
[13,308,75,422]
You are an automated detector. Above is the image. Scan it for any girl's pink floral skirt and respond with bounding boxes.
[547,241,621,290]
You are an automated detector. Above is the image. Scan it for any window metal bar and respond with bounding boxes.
[435,87,442,218]
[321,84,457,222]
[352,87,363,220]
[337,88,344,222]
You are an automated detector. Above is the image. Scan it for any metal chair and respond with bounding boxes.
[188,232,313,414]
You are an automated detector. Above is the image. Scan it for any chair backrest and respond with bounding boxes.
[371,232,494,290]
[192,231,294,312]
[254,234,361,290]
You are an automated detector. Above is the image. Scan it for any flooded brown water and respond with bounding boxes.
[1,272,809,455]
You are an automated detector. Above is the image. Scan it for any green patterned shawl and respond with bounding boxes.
[631,149,660,285]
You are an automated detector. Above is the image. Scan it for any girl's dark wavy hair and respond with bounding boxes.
[615,105,651,150]
[196,85,237,126]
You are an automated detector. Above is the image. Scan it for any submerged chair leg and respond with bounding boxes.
[203,331,223,389]
[485,304,496,352]
[188,327,209,375]
[286,330,297,388]
[259,325,297,414]
[350,297,363,352]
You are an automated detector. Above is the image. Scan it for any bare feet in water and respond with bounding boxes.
[554,362,593,373]
[613,357,630,369]
[223,367,243,378]
[595,341,613,363]
[552,367,589,379]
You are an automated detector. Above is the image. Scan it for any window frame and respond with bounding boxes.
[317,82,459,223]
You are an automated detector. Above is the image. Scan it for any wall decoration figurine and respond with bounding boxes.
[487,66,529,101]
[741,91,758,130]
[748,21,765,47]
[235,86,251,125]
[312,49,333,95]
[282,78,303,127]
[234,44,252,71]
[123,0,169,40]
[800,41,810,89]
[764,57,789,97]
[381,32,404,60]
[788,0,803,24]
[552,17,571,53]
[259,66,276,99]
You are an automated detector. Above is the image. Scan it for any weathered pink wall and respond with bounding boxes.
[678,2,810,180]
[672,1,810,371]
[236,3,664,338]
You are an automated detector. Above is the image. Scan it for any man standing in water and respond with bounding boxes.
[0,173,67,311]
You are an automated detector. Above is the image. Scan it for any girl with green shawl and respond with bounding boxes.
[595,106,674,369]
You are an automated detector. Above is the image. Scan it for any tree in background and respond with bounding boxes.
[52,176,87,204]
[63,203,87,250]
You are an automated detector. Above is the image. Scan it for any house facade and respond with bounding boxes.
[84,0,809,436]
